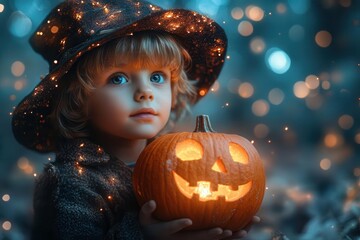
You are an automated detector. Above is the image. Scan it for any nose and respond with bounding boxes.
[134,78,154,102]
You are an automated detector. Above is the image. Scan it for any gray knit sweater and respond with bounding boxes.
[31,138,143,240]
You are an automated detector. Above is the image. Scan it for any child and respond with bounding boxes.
[12,0,258,239]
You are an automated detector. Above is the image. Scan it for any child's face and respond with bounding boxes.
[87,61,172,140]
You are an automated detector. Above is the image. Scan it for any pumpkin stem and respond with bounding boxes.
[193,115,216,133]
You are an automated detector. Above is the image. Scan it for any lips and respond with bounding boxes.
[130,108,157,118]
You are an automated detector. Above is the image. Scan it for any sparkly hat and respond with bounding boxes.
[12,0,227,152]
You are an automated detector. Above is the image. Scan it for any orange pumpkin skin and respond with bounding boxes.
[133,115,265,231]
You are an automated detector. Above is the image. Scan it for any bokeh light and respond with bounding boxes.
[11,61,25,77]
[9,95,16,101]
[254,123,270,138]
[289,24,305,42]
[288,0,310,14]
[268,88,285,105]
[324,132,344,148]
[0,4,4,13]
[305,75,320,89]
[17,157,33,174]
[51,25,59,34]
[14,79,26,91]
[238,82,254,98]
[293,81,309,98]
[331,70,343,83]
[13,0,50,16]
[266,48,291,74]
[319,72,330,81]
[355,133,360,144]
[252,99,270,117]
[338,115,354,130]
[8,11,32,37]
[2,221,11,231]
[231,7,244,20]
[250,37,266,54]
[320,158,332,171]
[238,20,253,36]
[211,0,229,6]
[321,80,331,90]
[199,89,206,96]
[305,95,323,110]
[198,1,219,16]
[245,5,264,22]
[2,194,10,202]
[276,3,287,14]
[315,30,332,48]
[210,81,220,92]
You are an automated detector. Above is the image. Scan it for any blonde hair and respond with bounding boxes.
[53,31,195,139]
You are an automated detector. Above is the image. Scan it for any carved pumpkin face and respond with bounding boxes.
[173,139,252,202]
[133,115,265,231]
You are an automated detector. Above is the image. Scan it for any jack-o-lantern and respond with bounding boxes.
[133,115,265,230]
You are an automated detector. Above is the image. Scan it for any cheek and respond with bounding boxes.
[89,89,131,123]
[156,85,172,111]
[156,87,172,126]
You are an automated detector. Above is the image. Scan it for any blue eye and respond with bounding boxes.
[109,74,128,85]
[150,73,165,84]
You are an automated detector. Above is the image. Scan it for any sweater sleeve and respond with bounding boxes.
[32,163,117,240]
[53,184,110,239]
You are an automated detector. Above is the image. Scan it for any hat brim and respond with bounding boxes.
[12,9,227,152]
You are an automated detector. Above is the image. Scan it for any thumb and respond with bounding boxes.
[139,200,157,225]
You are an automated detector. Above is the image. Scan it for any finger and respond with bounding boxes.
[217,229,232,239]
[144,218,192,238]
[243,215,261,232]
[158,218,193,235]
[139,200,157,225]
[230,230,247,239]
[177,227,224,240]
[252,216,261,223]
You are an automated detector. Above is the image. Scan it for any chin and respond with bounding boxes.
[128,129,160,140]
[125,121,167,139]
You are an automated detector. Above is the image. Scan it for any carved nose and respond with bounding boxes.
[211,157,227,173]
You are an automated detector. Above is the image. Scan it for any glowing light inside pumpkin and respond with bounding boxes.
[176,139,203,161]
[212,158,227,173]
[197,181,212,198]
[173,171,252,202]
[229,142,249,164]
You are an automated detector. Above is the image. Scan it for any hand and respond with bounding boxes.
[223,216,261,240]
[139,200,260,240]
[139,200,234,240]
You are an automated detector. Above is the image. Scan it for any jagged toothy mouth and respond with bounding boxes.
[172,171,252,202]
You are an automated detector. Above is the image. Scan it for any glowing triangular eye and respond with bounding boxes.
[229,142,249,164]
[176,139,203,161]
[212,157,227,173]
